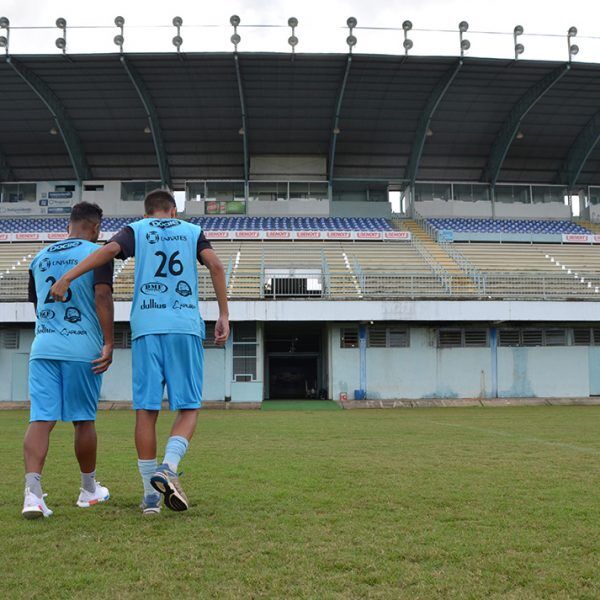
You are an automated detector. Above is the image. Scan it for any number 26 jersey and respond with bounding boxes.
[126,218,204,340]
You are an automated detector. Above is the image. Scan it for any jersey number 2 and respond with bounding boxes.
[44,276,72,303]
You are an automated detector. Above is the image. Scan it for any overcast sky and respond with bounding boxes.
[3,0,600,62]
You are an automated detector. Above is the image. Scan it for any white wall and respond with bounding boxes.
[415,199,571,219]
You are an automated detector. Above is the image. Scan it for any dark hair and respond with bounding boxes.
[144,189,176,215]
[70,202,103,225]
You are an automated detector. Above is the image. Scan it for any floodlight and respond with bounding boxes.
[288,36,298,47]
[56,18,66,29]
[114,34,124,47]
[570,44,579,56]
[55,38,66,50]
[461,39,470,51]
[403,39,413,51]
[0,36,6,48]
[115,16,125,27]
[288,17,298,28]
[230,15,241,27]
[458,21,469,33]
[172,36,183,49]
[515,43,524,56]
[231,33,241,46]
[347,17,357,29]
[0,17,9,28]
[173,16,183,28]
[568,26,577,37]
[347,35,357,47]
[402,20,412,31]
[514,25,524,36]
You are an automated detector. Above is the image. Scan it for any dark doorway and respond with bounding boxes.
[264,322,326,400]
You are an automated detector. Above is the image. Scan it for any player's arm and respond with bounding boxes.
[50,242,122,302]
[92,260,115,374]
[200,248,230,346]
[28,269,37,312]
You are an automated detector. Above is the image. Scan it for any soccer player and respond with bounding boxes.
[23,202,114,519]
[50,190,229,515]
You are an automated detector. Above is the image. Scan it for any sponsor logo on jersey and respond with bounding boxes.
[141,299,166,310]
[47,240,83,253]
[149,219,179,229]
[172,300,197,310]
[146,230,160,244]
[60,328,88,336]
[175,281,192,297]
[38,309,55,320]
[141,282,168,295]
[39,257,52,272]
[161,235,188,242]
[64,307,82,323]
[36,324,55,334]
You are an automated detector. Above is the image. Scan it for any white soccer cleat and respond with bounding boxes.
[76,482,110,508]
[22,488,53,519]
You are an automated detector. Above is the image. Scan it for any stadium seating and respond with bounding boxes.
[0,216,393,233]
[427,218,590,235]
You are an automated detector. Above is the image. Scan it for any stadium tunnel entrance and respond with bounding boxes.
[263,322,328,400]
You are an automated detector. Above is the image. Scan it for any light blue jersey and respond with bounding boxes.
[30,238,104,363]
[128,218,204,340]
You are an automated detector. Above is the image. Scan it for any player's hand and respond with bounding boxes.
[214,315,230,346]
[92,344,113,374]
[50,276,71,302]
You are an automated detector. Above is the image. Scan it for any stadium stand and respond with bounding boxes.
[427,217,591,235]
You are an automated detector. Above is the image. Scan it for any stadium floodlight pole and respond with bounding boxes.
[0,17,9,55]
[230,14,241,51]
[346,17,357,54]
[172,16,183,53]
[402,20,413,56]
[114,16,125,54]
[567,26,579,62]
[513,25,524,60]
[288,17,299,55]
[55,18,67,55]
[458,21,470,57]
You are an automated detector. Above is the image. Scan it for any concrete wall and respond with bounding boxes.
[330,201,392,218]
[247,199,330,216]
[415,199,571,219]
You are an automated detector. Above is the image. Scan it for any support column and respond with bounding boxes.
[490,326,498,398]
[359,323,367,399]
[224,334,233,401]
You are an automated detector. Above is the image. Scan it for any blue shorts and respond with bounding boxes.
[132,333,204,411]
[29,359,102,422]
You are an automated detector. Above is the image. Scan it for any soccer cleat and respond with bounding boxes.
[140,493,162,516]
[76,482,110,508]
[22,488,53,519]
[150,464,189,512]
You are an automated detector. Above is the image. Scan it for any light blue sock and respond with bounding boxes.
[163,436,189,472]
[137,458,157,497]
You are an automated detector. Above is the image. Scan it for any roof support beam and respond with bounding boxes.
[0,148,15,181]
[233,53,249,186]
[6,57,90,183]
[405,59,463,185]
[483,63,570,186]
[120,56,171,189]
[328,55,352,186]
[558,110,600,190]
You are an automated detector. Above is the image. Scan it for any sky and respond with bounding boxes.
[3,0,600,63]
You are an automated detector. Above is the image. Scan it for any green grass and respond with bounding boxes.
[2,406,600,599]
[261,400,342,411]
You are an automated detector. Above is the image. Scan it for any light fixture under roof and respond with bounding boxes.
[516,131,524,139]
[49,126,58,135]
[144,125,151,134]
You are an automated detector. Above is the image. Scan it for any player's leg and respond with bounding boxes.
[62,361,109,507]
[22,359,61,519]
[151,334,204,512]
[132,334,165,515]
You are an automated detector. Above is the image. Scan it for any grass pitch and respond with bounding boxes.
[1,406,599,599]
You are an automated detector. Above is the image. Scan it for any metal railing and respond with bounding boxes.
[2,270,599,302]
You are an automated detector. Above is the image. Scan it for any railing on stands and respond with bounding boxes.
[409,237,452,293]
[1,272,597,302]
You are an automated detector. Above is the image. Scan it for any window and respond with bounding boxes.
[368,325,410,348]
[544,329,567,346]
[522,329,543,346]
[113,325,131,349]
[438,328,488,348]
[499,329,520,347]
[573,328,592,345]
[340,327,358,348]
[499,327,569,347]
[0,328,19,349]
[233,323,257,381]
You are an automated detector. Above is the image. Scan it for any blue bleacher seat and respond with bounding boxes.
[426,217,590,236]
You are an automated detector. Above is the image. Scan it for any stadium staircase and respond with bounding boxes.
[401,219,478,297]
[576,219,600,234]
